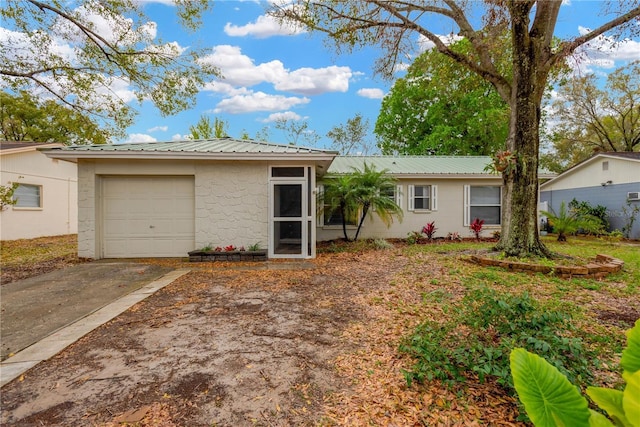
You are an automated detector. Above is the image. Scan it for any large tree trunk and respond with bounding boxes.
[495,3,552,258]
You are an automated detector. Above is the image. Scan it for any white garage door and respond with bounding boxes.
[102,176,195,257]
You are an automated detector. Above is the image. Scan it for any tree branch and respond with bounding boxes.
[549,5,640,69]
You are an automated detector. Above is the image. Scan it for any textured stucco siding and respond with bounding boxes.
[540,183,640,239]
[77,161,96,258]
[317,178,503,241]
[76,160,270,259]
[1,150,77,240]
[195,162,268,250]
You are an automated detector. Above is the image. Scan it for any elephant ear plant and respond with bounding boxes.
[510,319,640,427]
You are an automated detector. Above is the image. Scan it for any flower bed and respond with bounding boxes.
[469,253,624,279]
[187,249,267,262]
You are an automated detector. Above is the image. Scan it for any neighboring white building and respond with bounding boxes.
[44,139,555,259]
[1,142,78,241]
[540,152,640,239]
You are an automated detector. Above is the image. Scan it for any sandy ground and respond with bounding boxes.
[0,250,405,426]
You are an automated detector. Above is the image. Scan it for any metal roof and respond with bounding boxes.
[49,138,338,155]
[327,156,495,175]
[1,142,63,152]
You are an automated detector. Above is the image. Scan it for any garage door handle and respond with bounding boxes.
[149,225,155,228]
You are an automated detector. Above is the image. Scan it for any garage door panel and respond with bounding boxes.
[102,176,195,258]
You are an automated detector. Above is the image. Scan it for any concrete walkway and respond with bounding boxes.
[0,270,190,387]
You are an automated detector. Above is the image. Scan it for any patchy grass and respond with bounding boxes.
[323,236,639,425]
[1,234,82,284]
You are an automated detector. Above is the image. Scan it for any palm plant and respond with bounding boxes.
[320,174,359,241]
[321,162,403,241]
[351,162,403,241]
[541,201,601,242]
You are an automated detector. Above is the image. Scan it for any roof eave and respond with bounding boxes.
[1,143,65,156]
[42,149,337,162]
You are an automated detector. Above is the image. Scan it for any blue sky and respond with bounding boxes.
[128,0,392,148]
[4,1,640,148]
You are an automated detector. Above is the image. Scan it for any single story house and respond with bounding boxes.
[540,152,640,239]
[317,156,513,241]
[44,139,553,259]
[1,142,78,241]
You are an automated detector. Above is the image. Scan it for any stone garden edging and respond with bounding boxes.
[469,253,624,279]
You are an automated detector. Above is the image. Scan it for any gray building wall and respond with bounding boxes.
[540,183,640,239]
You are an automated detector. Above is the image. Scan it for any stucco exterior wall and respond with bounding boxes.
[317,178,503,241]
[1,150,77,241]
[76,159,271,258]
[194,161,268,250]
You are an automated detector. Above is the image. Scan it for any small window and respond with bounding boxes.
[323,207,356,226]
[381,186,395,202]
[602,161,609,171]
[408,185,437,211]
[272,167,305,177]
[318,185,356,226]
[13,183,42,208]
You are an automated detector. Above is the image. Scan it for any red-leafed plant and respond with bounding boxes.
[421,221,437,240]
[470,218,485,240]
[214,246,222,252]
[224,245,236,252]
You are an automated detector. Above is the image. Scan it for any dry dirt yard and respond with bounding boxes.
[7,237,632,426]
[2,248,419,426]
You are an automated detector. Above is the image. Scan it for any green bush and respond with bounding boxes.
[569,198,609,234]
[399,287,594,393]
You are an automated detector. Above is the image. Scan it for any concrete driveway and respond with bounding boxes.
[1,261,177,362]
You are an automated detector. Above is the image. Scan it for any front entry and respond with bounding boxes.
[269,166,315,259]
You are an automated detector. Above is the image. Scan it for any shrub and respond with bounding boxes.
[421,221,437,240]
[373,238,394,250]
[447,231,461,241]
[569,198,609,234]
[406,231,423,245]
[399,287,594,393]
[469,218,485,240]
[248,242,261,251]
[542,201,602,242]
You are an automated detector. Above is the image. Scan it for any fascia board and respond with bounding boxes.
[2,143,64,156]
[42,150,337,162]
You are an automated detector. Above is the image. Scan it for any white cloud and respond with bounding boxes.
[224,14,305,38]
[567,26,640,74]
[125,133,157,143]
[357,88,385,99]
[261,111,303,123]
[200,45,353,95]
[148,125,168,132]
[171,133,185,141]
[417,33,464,52]
[200,45,287,86]
[202,81,252,96]
[275,66,352,95]
[213,91,310,114]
